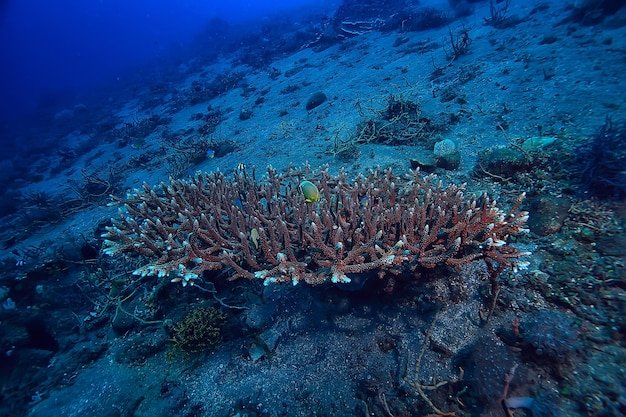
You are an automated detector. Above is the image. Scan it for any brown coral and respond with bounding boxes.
[102,165,529,287]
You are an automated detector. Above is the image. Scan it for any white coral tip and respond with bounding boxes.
[513,261,530,272]
[331,270,351,284]
[383,255,395,265]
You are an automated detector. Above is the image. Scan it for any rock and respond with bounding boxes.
[305,91,327,110]
[260,327,282,352]
[521,310,582,364]
[239,108,253,120]
[527,195,572,236]
[410,156,437,171]
[245,298,278,330]
[476,146,528,177]
[467,333,519,404]
[433,138,461,170]
[248,342,266,362]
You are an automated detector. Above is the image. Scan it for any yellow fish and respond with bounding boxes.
[299,180,320,203]
[250,228,259,249]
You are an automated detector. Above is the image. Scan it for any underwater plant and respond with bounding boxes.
[577,119,626,200]
[167,306,226,359]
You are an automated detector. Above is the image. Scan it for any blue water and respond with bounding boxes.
[0,0,335,124]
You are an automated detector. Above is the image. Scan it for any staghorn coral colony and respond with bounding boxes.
[102,165,530,288]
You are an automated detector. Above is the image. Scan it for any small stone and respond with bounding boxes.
[410,156,437,171]
[433,139,461,170]
[248,343,266,362]
[239,108,253,120]
[527,195,572,236]
[476,146,528,176]
[305,91,327,110]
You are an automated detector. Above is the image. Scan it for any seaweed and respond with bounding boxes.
[577,119,626,200]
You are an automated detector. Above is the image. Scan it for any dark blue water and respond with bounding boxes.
[0,0,335,125]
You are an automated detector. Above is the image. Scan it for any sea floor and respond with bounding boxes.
[1,1,625,416]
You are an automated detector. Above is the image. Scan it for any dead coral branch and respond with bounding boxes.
[102,166,529,286]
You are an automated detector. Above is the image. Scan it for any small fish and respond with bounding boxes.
[233,198,243,208]
[250,228,260,249]
[206,148,215,159]
[299,180,321,203]
[359,196,370,208]
[237,162,246,171]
